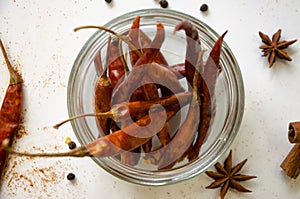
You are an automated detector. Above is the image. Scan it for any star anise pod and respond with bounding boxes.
[259,29,297,67]
[205,150,256,199]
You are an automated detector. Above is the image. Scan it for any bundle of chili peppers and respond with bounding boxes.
[2,16,227,170]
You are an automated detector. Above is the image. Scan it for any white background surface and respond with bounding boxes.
[0,0,300,198]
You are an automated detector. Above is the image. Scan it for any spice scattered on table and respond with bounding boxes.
[159,0,168,8]
[65,137,77,149]
[258,29,297,67]
[67,172,76,180]
[200,4,208,12]
[68,141,77,150]
[205,150,256,199]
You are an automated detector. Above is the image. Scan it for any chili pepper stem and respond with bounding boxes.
[53,112,114,129]
[118,39,130,75]
[0,39,23,84]
[100,35,112,78]
[2,138,90,158]
[74,25,142,57]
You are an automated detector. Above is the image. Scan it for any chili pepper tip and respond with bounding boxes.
[0,39,23,84]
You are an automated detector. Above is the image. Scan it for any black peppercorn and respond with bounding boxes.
[105,0,112,3]
[67,173,76,180]
[159,0,168,8]
[68,141,77,150]
[200,4,208,12]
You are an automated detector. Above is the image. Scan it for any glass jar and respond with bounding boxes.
[67,8,244,186]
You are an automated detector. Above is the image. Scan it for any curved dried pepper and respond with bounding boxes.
[188,31,227,161]
[173,21,227,162]
[3,104,184,159]
[174,20,202,90]
[139,29,168,66]
[139,28,174,98]
[169,62,185,77]
[120,16,143,165]
[54,92,192,132]
[133,23,165,67]
[0,39,23,176]
[107,40,126,88]
[128,16,142,66]
[94,36,114,135]
[133,23,169,152]
[155,51,204,169]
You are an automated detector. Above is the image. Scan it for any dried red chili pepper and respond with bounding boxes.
[173,22,227,162]
[94,36,114,135]
[95,39,126,138]
[188,31,227,161]
[169,62,185,78]
[174,20,202,90]
[0,39,23,176]
[116,91,191,120]
[119,117,139,165]
[203,31,227,88]
[139,28,174,97]
[155,51,204,169]
[139,29,168,66]
[128,16,142,66]
[113,17,143,164]
[3,104,183,159]
[129,23,167,152]
[133,23,165,67]
[54,91,192,129]
[107,41,126,88]
[127,16,150,102]
[120,146,141,166]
